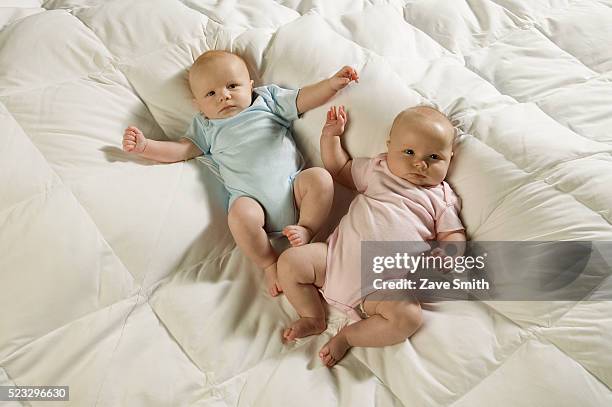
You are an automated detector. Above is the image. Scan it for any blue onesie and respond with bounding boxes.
[183,84,304,233]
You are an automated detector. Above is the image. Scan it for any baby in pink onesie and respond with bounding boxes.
[277,105,466,367]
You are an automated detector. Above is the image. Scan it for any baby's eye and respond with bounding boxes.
[403,149,414,156]
[206,91,215,97]
[429,154,440,160]
[228,83,237,89]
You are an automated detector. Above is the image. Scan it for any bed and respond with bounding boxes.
[1,0,611,405]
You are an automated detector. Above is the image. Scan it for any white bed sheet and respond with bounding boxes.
[1,0,611,406]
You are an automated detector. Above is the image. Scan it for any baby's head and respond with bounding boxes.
[189,50,254,119]
[386,106,456,187]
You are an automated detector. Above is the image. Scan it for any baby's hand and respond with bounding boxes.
[430,247,454,274]
[322,105,348,138]
[329,66,359,91]
[123,126,148,154]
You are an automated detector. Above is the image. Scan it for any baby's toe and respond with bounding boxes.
[320,352,334,366]
[282,328,292,341]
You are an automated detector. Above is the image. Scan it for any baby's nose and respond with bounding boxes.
[219,89,231,100]
[414,160,428,169]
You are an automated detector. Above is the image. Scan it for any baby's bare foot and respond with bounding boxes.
[282,317,326,342]
[264,263,282,297]
[282,225,313,247]
[319,333,351,367]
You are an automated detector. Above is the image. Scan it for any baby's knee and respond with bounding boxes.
[312,167,333,189]
[391,301,423,339]
[228,198,263,229]
[227,210,244,232]
[277,248,299,278]
[302,167,333,190]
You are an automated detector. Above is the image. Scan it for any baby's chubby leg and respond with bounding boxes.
[319,298,422,367]
[283,167,333,247]
[228,197,280,297]
[277,243,329,342]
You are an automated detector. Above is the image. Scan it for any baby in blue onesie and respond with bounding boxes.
[123,50,359,296]
[184,83,305,233]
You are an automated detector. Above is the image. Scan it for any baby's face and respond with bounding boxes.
[386,109,455,187]
[190,54,254,119]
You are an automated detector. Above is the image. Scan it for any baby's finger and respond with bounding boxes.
[130,128,141,137]
[431,248,444,257]
[342,66,356,81]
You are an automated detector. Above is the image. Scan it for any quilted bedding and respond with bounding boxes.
[1,0,612,406]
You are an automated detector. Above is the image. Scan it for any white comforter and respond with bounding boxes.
[1,0,611,406]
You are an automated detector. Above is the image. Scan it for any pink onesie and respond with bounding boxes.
[321,153,464,320]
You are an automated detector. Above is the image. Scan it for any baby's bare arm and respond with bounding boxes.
[123,126,202,163]
[140,138,202,163]
[437,230,466,242]
[434,230,467,259]
[320,106,356,190]
[297,66,358,115]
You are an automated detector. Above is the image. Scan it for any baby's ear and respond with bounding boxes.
[386,139,390,147]
[250,79,254,89]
